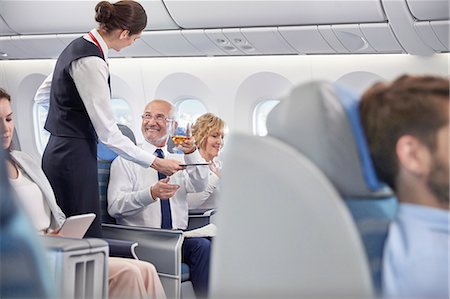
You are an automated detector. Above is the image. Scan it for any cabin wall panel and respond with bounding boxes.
[0,53,448,159]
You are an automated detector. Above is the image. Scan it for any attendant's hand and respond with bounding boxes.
[177,137,197,154]
[150,177,180,199]
[152,157,183,176]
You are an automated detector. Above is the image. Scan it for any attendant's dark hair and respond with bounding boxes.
[95,0,147,35]
[0,88,11,102]
[360,75,449,191]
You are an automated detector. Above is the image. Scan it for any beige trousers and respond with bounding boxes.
[108,257,166,299]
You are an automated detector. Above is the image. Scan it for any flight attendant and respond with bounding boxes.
[41,0,182,238]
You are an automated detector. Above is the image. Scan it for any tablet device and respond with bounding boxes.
[57,213,96,239]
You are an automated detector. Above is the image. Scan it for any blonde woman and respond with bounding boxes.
[188,113,225,209]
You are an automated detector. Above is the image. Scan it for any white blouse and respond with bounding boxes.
[9,168,51,233]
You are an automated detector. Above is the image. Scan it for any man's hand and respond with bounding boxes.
[151,157,183,176]
[150,177,180,199]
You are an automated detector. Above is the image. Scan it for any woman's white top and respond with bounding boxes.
[9,168,51,233]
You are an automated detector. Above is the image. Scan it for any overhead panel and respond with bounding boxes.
[330,25,376,53]
[430,21,450,51]
[163,0,387,29]
[181,30,226,56]
[204,29,245,55]
[0,36,33,59]
[241,28,297,55]
[414,22,448,52]
[222,29,261,55]
[140,31,204,56]
[278,26,335,54]
[13,35,67,59]
[0,0,178,35]
[405,0,450,21]
[110,38,163,57]
[359,24,404,53]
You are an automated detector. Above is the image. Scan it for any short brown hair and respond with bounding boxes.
[360,75,449,190]
[95,0,147,35]
[0,88,11,102]
[191,113,225,151]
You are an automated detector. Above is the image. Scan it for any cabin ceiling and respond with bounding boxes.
[0,0,448,59]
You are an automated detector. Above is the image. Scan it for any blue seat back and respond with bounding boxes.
[0,149,55,298]
[345,197,397,292]
[267,81,397,294]
[97,124,136,224]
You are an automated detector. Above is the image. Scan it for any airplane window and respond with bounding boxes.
[33,103,50,154]
[33,98,133,154]
[111,98,134,128]
[253,100,279,136]
[174,98,207,128]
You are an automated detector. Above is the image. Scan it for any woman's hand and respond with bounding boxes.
[177,137,197,154]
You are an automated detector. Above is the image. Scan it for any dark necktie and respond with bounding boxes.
[154,149,172,229]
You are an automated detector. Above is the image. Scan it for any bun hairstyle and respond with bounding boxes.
[95,0,147,35]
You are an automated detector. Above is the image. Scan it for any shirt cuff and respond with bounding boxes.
[137,188,156,206]
[184,149,203,164]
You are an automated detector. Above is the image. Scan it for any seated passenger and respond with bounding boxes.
[188,113,225,210]
[359,75,449,298]
[0,88,166,299]
[107,99,210,297]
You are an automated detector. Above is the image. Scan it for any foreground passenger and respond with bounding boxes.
[0,88,165,299]
[108,99,211,297]
[360,75,449,298]
[188,113,225,210]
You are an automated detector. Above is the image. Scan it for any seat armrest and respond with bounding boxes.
[187,209,217,230]
[104,238,139,260]
[101,223,184,277]
[189,208,217,216]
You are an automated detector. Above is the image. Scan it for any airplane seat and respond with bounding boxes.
[40,236,109,299]
[0,149,55,298]
[97,124,135,224]
[210,83,375,298]
[267,81,398,294]
[97,125,195,299]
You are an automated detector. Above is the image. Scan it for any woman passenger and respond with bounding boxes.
[188,113,225,209]
[0,88,166,299]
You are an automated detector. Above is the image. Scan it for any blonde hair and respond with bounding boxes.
[191,113,225,150]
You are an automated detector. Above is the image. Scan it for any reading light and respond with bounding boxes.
[0,52,7,57]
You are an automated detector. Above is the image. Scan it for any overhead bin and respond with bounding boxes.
[163,0,387,29]
[405,0,449,21]
[403,0,450,52]
[0,0,447,58]
[0,0,178,35]
[0,17,15,36]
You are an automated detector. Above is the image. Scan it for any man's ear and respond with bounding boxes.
[396,135,431,175]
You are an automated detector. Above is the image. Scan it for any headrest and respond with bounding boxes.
[97,124,137,161]
[267,81,391,198]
